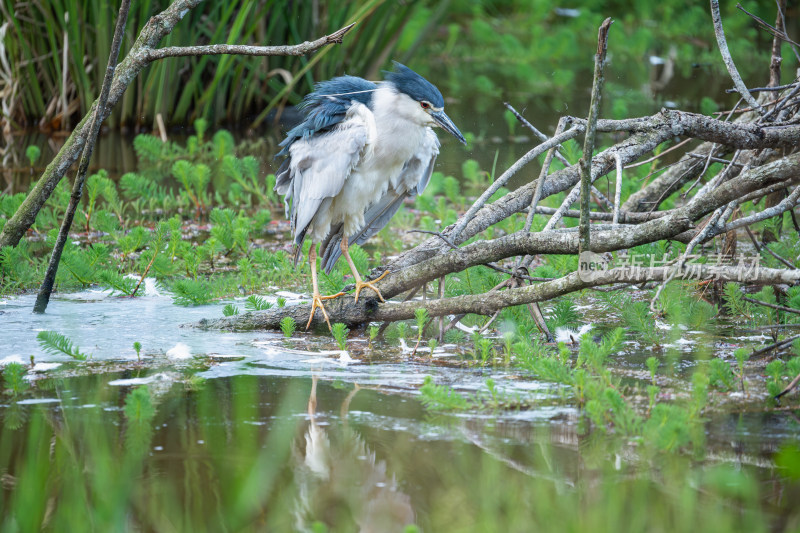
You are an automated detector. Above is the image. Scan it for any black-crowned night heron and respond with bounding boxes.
[275,62,466,330]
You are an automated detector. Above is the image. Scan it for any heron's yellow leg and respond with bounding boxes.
[340,236,389,303]
[306,245,344,331]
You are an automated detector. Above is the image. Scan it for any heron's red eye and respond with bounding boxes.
[420,101,430,109]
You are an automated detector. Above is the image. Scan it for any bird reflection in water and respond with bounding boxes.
[292,376,415,532]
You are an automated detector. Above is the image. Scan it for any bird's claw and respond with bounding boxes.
[353,270,389,303]
[306,292,345,331]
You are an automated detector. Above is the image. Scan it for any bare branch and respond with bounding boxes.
[449,124,583,240]
[197,266,800,331]
[33,0,131,314]
[144,23,355,60]
[503,102,572,168]
[710,0,764,114]
[613,152,623,225]
[580,17,613,253]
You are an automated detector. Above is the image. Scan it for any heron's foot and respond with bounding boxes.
[306,292,345,331]
[353,270,389,303]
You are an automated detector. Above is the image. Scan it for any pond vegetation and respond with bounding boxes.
[3,118,800,529]
[2,0,800,530]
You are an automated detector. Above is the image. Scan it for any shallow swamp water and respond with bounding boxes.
[3,71,800,530]
[2,284,800,531]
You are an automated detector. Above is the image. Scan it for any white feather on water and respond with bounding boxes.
[554,324,593,344]
[166,342,192,359]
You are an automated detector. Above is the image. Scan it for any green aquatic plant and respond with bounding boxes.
[723,282,752,318]
[0,241,41,293]
[462,159,486,190]
[169,279,214,306]
[331,323,349,351]
[2,363,30,396]
[368,325,380,350]
[36,331,89,361]
[280,316,296,338]
[501,329,515,365]
[642,403,693,453]
[223,304,240,317]
[117,226,150,257]
[413,308,429,355]
[221,155,272,205]
[646,356,659,384]
[245,295,272,311]
[690,370,710,417]
[210,208,250,255]
[708,359,735,391]
[765,359,786,396]
[394,322,410,345]
[647,385,660,413]
[133,341,142,362]
[586,387,642,437]
[549,298,581,329]
[419,376,470,411]
[124,386,155,424]
[661,283,718,329]
[172,160,210,215]
[620,300,663,347]
[578,327,624,375]
[734,348,749,391]
[512,336,551,367]
[98,269,138,297]
[427,338,438,355]
[132,221,170,296]
[25,145,41,166]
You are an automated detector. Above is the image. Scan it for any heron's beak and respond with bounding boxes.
[431,109,466,145]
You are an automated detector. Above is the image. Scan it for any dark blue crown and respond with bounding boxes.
[384,61,444,108]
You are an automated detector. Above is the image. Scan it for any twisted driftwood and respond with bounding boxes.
[198,5,800,332]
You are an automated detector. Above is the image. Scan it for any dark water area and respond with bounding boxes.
[2,367,799,531]
[2,287,800,530]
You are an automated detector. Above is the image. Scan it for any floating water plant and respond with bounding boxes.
[419,376,470,411]
[245,295,272,311]
[36,331,89,361]
[169,279,214,306]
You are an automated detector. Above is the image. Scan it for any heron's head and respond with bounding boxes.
[384,62,466,145]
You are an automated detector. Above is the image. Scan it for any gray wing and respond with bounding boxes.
[274,103,373,256]
[320,128,440,273]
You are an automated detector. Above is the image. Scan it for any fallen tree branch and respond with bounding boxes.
[196,265,800,331]
[389,110,800,274]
